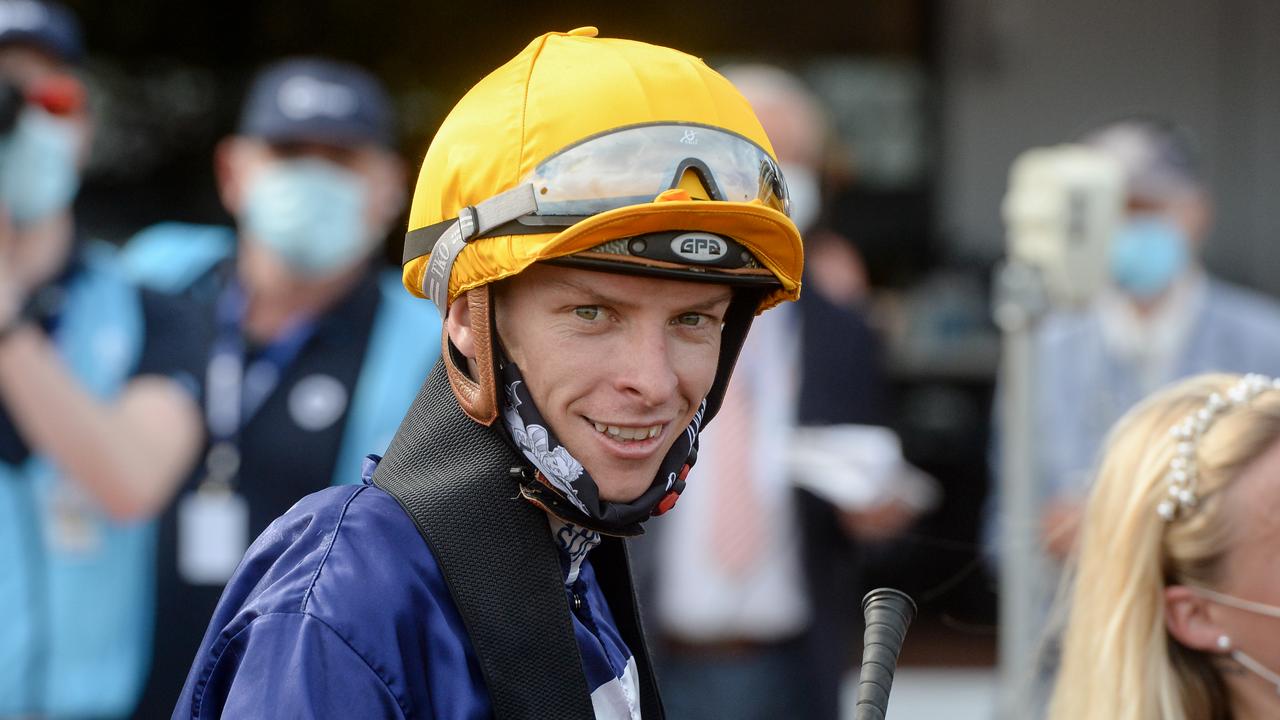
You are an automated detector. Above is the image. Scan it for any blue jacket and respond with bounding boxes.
[175,459,641,719]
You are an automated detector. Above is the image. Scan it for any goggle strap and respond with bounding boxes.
[403,211,585,270]
[417,184,538,314]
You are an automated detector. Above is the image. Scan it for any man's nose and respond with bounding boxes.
[614,324,679,407]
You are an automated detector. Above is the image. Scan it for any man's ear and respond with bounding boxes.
[214,137,257,217]
[1165,584,1228,653]
[1185,194,1213,247]
[446,292,477,360]
[369,151,409,232]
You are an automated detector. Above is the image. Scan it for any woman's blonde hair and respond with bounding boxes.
[1048,373,1280,720]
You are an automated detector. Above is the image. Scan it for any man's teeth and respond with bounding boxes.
[592,422,663,440]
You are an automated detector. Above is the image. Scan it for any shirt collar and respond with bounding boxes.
[547,515,601,586]
[1096,268,1208,389]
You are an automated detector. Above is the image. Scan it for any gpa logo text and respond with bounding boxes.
[671,233,727,263]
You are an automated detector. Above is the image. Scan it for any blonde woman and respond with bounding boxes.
[1049,373,1280,720]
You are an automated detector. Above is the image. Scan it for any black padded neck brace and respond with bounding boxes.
[372,362,664,719]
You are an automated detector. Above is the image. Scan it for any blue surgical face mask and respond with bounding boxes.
[0,108,81,225]
[1109,215,1190,299]
[242,157,369,277]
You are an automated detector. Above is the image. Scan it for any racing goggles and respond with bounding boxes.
[405,122,791,313]
[528,122,789,216]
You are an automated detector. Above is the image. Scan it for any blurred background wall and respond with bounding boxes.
[939,0,1280,289]
[67,0,1280,276]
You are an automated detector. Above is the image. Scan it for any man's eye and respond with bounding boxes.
[676,313,706,327]
[574,306,602,321]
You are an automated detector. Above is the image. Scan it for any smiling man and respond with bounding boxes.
[492,265,732,507]
[175,27,803,719]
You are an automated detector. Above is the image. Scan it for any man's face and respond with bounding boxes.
[217,136,406,281]
[494,264,732,503]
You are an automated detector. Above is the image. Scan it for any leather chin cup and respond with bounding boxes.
[443,285,500,426]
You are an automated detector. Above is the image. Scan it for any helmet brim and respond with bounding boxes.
[403,200,803,313]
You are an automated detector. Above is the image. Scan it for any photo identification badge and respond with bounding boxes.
[177,483,249,585]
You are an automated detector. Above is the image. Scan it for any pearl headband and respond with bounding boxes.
[1159,374,1280,522]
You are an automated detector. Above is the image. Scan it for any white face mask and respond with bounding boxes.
[1192,586,1280,695]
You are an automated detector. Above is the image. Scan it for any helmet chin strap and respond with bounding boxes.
[495,353,703,536]
[443,285,500,426]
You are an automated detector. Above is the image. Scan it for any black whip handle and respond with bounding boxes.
[854,588,917,720]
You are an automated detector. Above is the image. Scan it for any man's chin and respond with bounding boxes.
[565,436,667,503]
[590,465,662,505]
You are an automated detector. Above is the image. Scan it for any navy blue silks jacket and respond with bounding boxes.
[174,460,639,719]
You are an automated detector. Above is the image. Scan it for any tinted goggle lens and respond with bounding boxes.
[526,123,790,217]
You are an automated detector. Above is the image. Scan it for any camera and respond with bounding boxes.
[0,78,22,136]
[1002,144,1125,308]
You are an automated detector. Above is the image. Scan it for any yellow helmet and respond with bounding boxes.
[404,27,803,423]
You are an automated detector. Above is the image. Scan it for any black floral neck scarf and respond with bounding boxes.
[499,359,704,536]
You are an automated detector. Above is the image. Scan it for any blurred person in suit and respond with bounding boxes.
[0,2,207,717]
[634,64,936,720]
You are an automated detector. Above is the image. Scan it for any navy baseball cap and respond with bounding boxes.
[0,0,82,64]
[239,57,395,149]
[1082,116,1202,200]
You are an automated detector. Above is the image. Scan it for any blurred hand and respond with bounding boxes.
[1041,498,1083,560]
[838,498,918,541]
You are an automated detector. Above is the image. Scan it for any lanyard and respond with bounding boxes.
[200,279,316,490]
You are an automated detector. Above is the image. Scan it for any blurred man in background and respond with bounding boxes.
[991,116,1280,563]
[124,57,441,715]
[750,66,871,311]
[0,2,207,717]
[636,64,935,720]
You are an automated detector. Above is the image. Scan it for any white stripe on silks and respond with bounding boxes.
[589,656,641,720]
